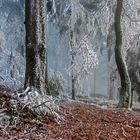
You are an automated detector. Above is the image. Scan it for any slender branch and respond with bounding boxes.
[32,100,50,108]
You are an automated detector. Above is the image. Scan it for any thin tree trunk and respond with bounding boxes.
[114,0,131,108]
[24,0,47,94]
[70,31,76,100]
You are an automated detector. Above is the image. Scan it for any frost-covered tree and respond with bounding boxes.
[122,0,140,105]
[114,0,131,108]
[24,0,48,94]
[68,0,98,98]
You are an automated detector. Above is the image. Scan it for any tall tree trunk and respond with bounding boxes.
[114,0,131,108]
[24,0,47,94]
[70,31,76,100]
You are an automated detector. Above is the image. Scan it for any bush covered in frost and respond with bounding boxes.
[47,72,65,96]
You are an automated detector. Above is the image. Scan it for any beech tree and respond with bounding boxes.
[68,0,98,99]
[24,0,48,94]
[114,0,131,108]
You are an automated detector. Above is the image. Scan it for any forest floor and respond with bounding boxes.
[1,98,140,140]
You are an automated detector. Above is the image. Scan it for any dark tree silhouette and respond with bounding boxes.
[24,0,48,94]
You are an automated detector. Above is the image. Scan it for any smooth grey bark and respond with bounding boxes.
[24,0,48,94]
[114,0,131,108]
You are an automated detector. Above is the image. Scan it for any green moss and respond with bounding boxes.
[38,43,46,61]
[114,0,131,108]
[25,46,36,87]
[24,0,48,95]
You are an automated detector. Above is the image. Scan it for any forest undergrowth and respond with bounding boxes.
[0,86,140,140]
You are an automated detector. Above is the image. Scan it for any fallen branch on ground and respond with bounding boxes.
[0,86,62,129]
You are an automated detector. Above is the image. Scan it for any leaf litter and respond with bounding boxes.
[0,86,140,139]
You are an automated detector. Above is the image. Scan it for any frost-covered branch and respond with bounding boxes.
[0,87,62,129]
[18,87,62,122]
[68,34,98,91]
[68,37,98,78]
[122,7,140,22]
[122,0,140,52]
